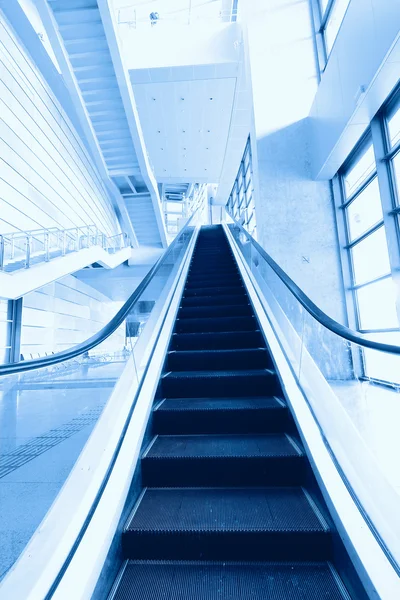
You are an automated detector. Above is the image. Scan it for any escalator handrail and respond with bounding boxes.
[228,214,400,355]
[0,214,198,376]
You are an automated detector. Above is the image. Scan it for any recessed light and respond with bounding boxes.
[206,147,209,150]
[183,147,186,150]
[209,97,213,100]
[157,130,161,133]
[207,130,211,133]
[205,168,207,171]
[161,148,164,150]
[152,97,156,101]
[182,130,186,133]
[181,97,185,100]
[184,168,187,171]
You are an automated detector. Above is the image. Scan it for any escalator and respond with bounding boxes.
[109,226,351,599]
[1,220,398,600]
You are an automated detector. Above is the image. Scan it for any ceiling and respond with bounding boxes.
[130,64,238,184]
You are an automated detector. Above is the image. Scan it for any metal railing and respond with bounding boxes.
[227,211,400,355]
[0,210,198,375]
[0,225,129,272]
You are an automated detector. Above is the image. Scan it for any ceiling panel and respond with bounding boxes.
[132,77,237,182]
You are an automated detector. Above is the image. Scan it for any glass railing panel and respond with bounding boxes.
[227,220,400,569]
[0,224,195,581]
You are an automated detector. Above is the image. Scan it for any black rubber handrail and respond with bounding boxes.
[0,213,198,376]
[228,215,400,355]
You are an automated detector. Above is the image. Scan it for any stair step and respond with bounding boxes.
[167,348,271,371]
[113,561,349,600]
[142,434,305,486]
[171,330,265,350]
[184,286,244,297]
[178,304,252,319]
[162,369,278,398]
[181,294,248,307]
[175,315,257,334]
[123,487,331,561]
[185,277,241,289]
[153,396,289,434]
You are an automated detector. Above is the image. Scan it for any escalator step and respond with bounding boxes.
[162,369,278,398]
[171,330,265,350]
[111,561,350,600]
[178,304,252,319]
[167,348,271,371]
[174,316,257,334]
[153,396,288,434]
[142,433,305,486]
[123,487,331,561]
[184,286,244,297]
[185,277,241,289]
[181,294,248,307]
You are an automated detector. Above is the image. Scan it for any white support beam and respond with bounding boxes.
[97,0,168,248]
[33,0,138,248]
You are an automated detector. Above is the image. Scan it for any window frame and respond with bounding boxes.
[334,83,400,384]
[227,136,257,238]
[311,0,352,72]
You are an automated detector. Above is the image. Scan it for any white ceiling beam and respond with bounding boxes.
[97,0,168,248]
[33,0,139,248]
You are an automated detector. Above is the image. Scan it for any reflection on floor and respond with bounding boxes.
[331,380,400,496]
[0,361,126,581]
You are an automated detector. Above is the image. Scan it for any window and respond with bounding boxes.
[227,137,257,238]
[312,0,351,70]
[337,85,400,383]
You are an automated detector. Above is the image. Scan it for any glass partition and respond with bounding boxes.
[228,221,400,569]
[0,223,195,581]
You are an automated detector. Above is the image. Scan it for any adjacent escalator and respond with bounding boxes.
[110,225,352,599]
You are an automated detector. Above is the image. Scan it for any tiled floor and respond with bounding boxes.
[0,360,126,581]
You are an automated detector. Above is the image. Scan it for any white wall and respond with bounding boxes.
[241,0,346,321]
[20,274,123,357]
[310,0,400,178]
[121,22,240,72]
[0,10,121,237]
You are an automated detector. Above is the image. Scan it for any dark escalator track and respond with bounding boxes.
[111,226,352,599]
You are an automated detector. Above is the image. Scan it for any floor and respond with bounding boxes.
[0,360,126,581]
[330,380,400,496]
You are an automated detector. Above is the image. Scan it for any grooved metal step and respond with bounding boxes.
[175,315,257,334]
[162,369,278,398]
[167,348,271,371]
[153,396,288,434]
[184,285,244,297]
[111,561,350,600]
[178,304,252,319]
[142,434,305,486]
[171,330,265,350]
[123,487,331,561]
[181,294,248,307]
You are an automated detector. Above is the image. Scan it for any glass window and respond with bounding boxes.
[319,0,330,17]
[387,104,400,149]
[227,137,256,237]
[325,0,351,55]
[356,277,399,330]
[346,178,383,241]
[343,143,376,198]
[166,202,183,213]
[351,227,391,286]
[391,150,400,201]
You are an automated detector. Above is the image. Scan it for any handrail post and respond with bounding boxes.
[75,228,79,251]
[0,235,4,271]
[62,231,66,256]
[11,235,15,260]
[44,232,49,261]
[25,235,31,268]
[87,225,91,247]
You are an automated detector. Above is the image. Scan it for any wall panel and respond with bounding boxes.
[0,12,120,237]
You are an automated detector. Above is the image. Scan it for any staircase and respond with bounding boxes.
[110,226,351,599]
